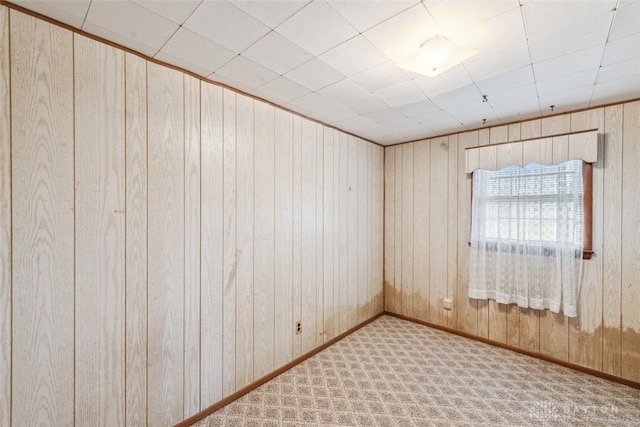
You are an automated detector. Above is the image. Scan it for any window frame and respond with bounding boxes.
[470,162,593,260]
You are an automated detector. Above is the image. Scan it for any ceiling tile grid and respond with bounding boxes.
[10,0,640,145]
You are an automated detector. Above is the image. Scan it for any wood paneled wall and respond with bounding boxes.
[384,100,640,384]
[1,8,384,426]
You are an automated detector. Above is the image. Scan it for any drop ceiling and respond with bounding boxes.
[11,0,640,145]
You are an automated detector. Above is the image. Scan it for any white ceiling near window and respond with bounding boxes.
[12,0,640,145]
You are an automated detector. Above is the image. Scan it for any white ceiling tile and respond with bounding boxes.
[610,1,640,41]
[84,1,179,56]
[591,74,640,106]
[522,0,616,39]
[536,68,599,97]
[318,79,371,105]
[449,103,499,129]
[275,1,358,56]
[487,83,538,107]
[230,0,310,29]
[533,45,605,81]
[156,28,236,76]
[11,0,91,28]
[320,35,388,77]
[255,76,310,103]
[602,34,640,66]
[335,115,383,135]
[134,0,202,25]
[463,41,531,82]
[242,31,314,75]
[363,3,439,60]
[375,80,426,108]
[183,1,270,53]
[448,7,527,54]
[492,96,541,123]
[393,99,440,116]
[475,66,535,97]
[528,11,612,63]
[408,110,461,128]
[425,1,519,35]
[314,104,359,123]
[538,86,594,115]
[327,0,418,32]
[597,57,640,83]
[413,65,473,98]
[431,84,483,109]
[344,93,390,115]
[285,58,345,91]
[351,62,411,92]
[288,93,343,114]
[363,108,406,124]
[213,55,279,91]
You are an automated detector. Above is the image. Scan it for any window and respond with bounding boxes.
[468,159,591,317]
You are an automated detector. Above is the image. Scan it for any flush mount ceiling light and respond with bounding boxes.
[395,36,478,77]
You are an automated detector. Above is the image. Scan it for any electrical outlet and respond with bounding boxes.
[295,320,302,335]
[443,298,453,311]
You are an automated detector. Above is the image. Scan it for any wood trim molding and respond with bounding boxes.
[175,312,385,427]
[384,311,640,390]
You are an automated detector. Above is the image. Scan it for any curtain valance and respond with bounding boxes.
[464,129,598,173]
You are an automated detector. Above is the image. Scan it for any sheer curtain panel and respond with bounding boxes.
[469,160,585,317]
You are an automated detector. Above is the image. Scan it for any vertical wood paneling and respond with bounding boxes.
[367,144,374,319]
[429,138,448,326]
[316,126,324,342]
[124,52,147,427]
[6,10,387,424]
[371,147,385,315]
[602,104,623,376]
[384,146,396,312]
[74,35,125,426]
[200,83,223,405]
[292,115,303,357]
[621,100,640,382]
[538,116,571,362]
[456,131,478,335]
[358,139,368,322]
[333,131,343,329]
[401,143,414,318]
[447,135,458,328]
[147,62,184,426]
[183,74,201,417]
[222,89,237,396]
[236,94,254,388]
[274,109,293,367]
[394,146,403,314]
[253,101,275,379]
[348,136,359,328]
[323,128,335,341]
[338,133,349,333]
[413,141,429,320]
[568,108,603,372]
[10,12,75,425]
[386,101,639,385]
[301,119,317,351]
[0,7,10,426]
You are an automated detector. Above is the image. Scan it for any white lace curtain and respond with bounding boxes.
[469,160,584,317]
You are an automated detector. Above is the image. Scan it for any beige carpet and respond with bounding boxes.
[192,315,640,426]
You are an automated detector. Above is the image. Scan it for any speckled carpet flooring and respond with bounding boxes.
[192,315,640,426]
